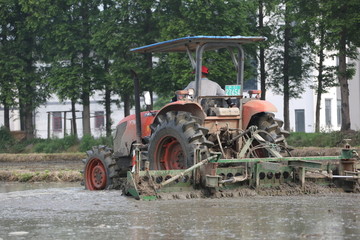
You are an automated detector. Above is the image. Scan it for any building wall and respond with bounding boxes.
[265,79,344,133]
[266,86,315,133]
[317,88,341,132]
[349,51,360,130]
[34,92,131,138]
[0,108,21,131]
[263,50,360,133]
[0,91,144,139]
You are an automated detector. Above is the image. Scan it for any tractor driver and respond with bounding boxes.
[184,66,234,107]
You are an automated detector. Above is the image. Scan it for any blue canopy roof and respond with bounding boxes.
[131,35,266,53]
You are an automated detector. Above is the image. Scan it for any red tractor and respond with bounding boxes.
[83,36,290,190]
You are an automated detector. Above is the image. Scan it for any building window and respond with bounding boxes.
[337,99,342,126]
[295,109,305,132]
[95,111,104,129]
[53,112,62,132]
[325,99,332,126]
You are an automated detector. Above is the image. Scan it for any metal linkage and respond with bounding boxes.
[159,155,219,188]
[211,155,343,164]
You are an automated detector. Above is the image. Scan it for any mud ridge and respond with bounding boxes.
[0,170,82,182]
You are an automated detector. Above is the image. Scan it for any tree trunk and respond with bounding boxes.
[259,0,266,100]
[283,5,290,131]
[24,102,34,140]
[315,28,325,133]
[22,60,36,140]
[82,91,91,136]
[104,59,112,137]
[105,86,112,137]
[339,29,351,131]
[80,2,92,136]
[19,99,25,131]
[71,99,78,138]
[3,101,10,130]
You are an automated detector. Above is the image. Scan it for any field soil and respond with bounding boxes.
[0,147,358,182]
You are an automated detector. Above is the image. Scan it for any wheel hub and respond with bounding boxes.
[158,137,186,170]
[85,158,107,190]
[92,165,106,188]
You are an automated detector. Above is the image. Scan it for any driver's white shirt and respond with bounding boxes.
[185,78,226,96]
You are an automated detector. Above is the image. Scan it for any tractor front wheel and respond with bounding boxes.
[83,146,120,190]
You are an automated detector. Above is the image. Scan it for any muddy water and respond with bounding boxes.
[0,182,79,193]
[0,183,360,239]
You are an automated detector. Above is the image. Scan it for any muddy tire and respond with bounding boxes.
[248,112,290,156]
[83,145,121,190]
[148,111,211,170]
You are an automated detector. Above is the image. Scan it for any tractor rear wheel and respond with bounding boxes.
[148,111,211,170]
[83,146,121,190]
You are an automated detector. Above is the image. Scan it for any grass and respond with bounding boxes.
[2,125,360,154]
[0,128,113,154]
[287,131,360,148]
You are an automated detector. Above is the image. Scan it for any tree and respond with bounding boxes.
[294,0,337,132]
[90,0,116,137]
[0,5,18,129]
[0,0,50,139]
[257,0,279,100]
[323,0,360,131]
[268,1,312,131]
[99,0,158,117]
[33,0,101,137]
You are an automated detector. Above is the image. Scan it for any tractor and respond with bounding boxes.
[82,36,359,199]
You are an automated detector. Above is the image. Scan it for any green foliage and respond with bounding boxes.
[0,133,116,153]
[153,96,172,110]
[0,0,52,139]
[1,0,360,138]
[0,126,15,153]
[153,0,259,97]
[33,135,78,153]
[267,0,313,99]
[79,135,113,152]
[287,131,360,147]
[17,172,34,182]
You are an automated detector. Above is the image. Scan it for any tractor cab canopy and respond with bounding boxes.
[131,36,266,99]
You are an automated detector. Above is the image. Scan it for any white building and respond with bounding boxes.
[349,51,360,130]
[0,92,134,139]
[266,50,359,132]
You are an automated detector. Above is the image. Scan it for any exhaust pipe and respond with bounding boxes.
[131,70,142,144]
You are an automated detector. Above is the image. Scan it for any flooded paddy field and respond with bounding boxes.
[0,183,360,239]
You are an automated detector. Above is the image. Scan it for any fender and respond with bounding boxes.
[113,111,158,157]
[242,99,277,129]
[155,101,206,123]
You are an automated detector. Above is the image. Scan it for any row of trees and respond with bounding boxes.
[0,0,359,140]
